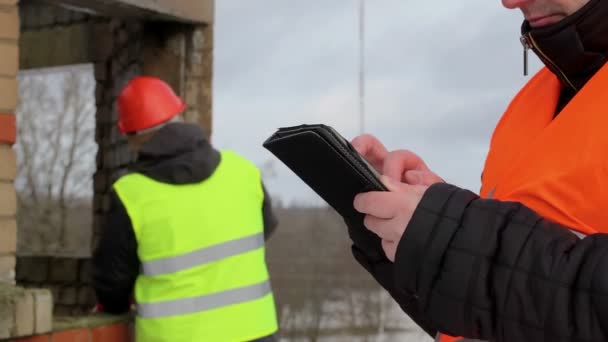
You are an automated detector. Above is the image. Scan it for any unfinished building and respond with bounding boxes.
[0,0,214,340]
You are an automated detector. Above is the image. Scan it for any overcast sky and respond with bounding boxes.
[212,1,545,205]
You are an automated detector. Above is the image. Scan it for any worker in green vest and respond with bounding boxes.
[92,76,279,342]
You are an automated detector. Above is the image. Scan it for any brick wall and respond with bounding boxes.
[12,13,215,312]
[16,3,214,255]
[91,18,143,250]
[90,19,214,246]
[183,25,213,138]
[0,1,212,341]
[140,22,213,138]
[15,257,94,316]
[0,0,20,285]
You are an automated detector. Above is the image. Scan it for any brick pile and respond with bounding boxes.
[0,284,52,339]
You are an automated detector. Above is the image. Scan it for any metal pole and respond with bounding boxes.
[359,0,365,135]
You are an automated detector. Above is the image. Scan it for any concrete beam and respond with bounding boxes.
[115,0,214,23]
[19,23,91,70]
[43,0,214,23]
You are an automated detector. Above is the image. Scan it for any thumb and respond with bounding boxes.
[404,170,443,186]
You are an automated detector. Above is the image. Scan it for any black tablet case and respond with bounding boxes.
[263,124,388,261]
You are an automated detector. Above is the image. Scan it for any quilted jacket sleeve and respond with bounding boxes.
[351,182,608,341]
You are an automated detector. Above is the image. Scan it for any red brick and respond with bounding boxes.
[0,114,15,144]
[91,323,129,342]
[12,334,50,342]
[52,328,91,342]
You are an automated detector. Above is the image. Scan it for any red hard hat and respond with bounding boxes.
[117,76,186,134]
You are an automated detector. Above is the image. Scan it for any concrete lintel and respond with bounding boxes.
[43,0,214,23]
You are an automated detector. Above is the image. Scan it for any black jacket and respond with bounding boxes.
[92,123,278,319]
[351,183,608,341]
[350,1,608,341]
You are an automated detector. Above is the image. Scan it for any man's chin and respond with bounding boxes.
[527,14,565,28]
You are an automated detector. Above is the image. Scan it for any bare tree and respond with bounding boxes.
[264,202,426,341]
[15,66,97,255]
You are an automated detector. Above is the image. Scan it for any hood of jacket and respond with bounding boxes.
[130,122,220,185]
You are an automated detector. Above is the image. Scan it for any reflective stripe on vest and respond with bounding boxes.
[438,64,608,342]
[142,233,265,276]
[138,280,272,318]
[113,150,278,342]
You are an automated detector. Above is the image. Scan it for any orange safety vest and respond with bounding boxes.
[437,62,608,342]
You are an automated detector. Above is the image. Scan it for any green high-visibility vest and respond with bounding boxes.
[113,150,278,342]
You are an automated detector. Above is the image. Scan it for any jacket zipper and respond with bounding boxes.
[521,32,578,91]
[520,35,529,76]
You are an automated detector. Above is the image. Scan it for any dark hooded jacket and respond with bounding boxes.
[92,123,278,340]
[348,1,608,341]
